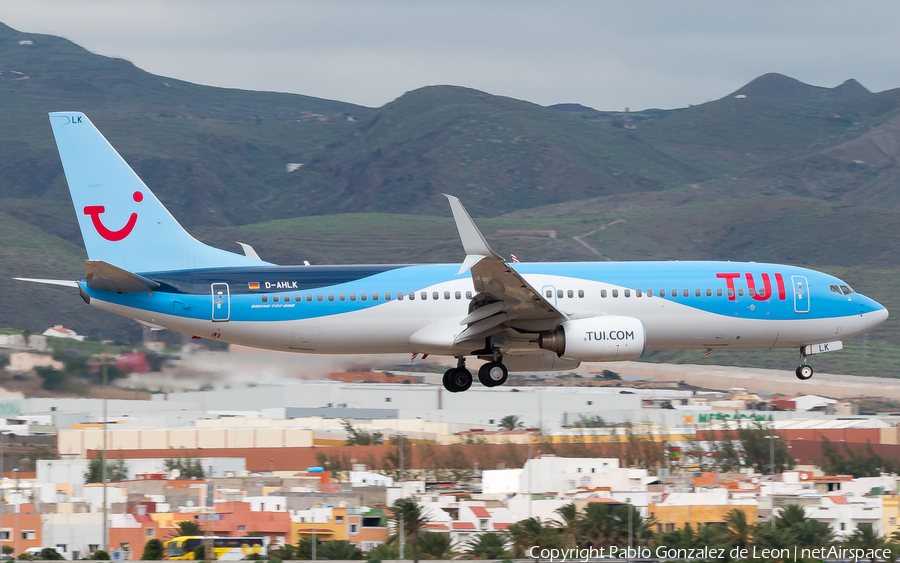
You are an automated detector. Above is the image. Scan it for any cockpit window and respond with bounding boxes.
[830,284,855,296]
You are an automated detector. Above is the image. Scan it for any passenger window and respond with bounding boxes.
[694,289,701,297]
[328,293,334,302]
[612,289,619,298]
[727,288,734,298]
[433,291,439,300]
[262,295,268,303]
[717,288,723,297]
[409,292,415,300]
[557,289,564,298]
[284,294,291,302]
[647,289,653,297]
[546,289,553,298]
[372,293,379,301]
[466,291,473,299]
[601,289,607,298]
[317,293,324,302]
[624,289,631,298]
[273,295,279,303]
[339,293,346,301]
[682,289,689,297]
[706,289,712,297]
[385,292,392,301]
[295,294,302,302]
[635,289,642,297]
[749,287,756,296]
[421,292,428,300]
[738,288,744,297]
[361,293,368,301]
[455,291,461,299]
[578,290,584,298]
[659,289,666,297]
[444,291,450,300]
[306,294,313,302]
[350,293,357,302]
[565,290,572,298]
[398,292,404,301]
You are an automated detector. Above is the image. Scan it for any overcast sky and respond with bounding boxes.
[3,0,900,111]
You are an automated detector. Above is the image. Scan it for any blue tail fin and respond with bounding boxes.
[49,112,272,273]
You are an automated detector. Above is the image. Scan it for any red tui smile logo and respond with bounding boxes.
[83,191,143,241]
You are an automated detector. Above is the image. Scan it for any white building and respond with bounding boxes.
[350,470,393,488]
[42,512,103,560]
[42,325,85,342]
[483,456,647,496]
[805,494,882,540]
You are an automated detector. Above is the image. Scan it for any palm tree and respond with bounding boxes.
[659,524,694,550]
[317,540,363,560]
[553,503,579,548]
[611,504,656,548]
[417,532,454,560]
[389,497,432,563]
[498,415,524,431]
[753,521,796,551]
[168,520,201,538]
[577,503,623,549]
[725,509,752,551]
[848,524,888,563]
[505,518,563,558]
[776,504,833,547]
[466,532,507,559]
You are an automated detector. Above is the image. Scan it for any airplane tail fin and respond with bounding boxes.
[48,112,272,273]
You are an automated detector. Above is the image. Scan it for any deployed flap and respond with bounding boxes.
[444,195,566,335]
[85,260,160,293]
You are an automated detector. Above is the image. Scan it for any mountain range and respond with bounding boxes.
[2,22,900,378]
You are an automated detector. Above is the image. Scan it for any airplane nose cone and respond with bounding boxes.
[872,306,889,327]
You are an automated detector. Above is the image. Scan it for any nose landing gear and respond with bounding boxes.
[796,347,814,380]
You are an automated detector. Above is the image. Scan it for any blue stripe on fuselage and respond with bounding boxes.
[83,261,884,323]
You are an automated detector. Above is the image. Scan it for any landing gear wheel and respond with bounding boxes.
[796,365,814,380]
[443,367,473,392]
[442,369,456,392]
[478,361,508,387]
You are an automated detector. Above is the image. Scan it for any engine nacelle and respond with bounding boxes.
[538,316,646,362]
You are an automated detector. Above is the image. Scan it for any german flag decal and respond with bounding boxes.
[248,282,260,290]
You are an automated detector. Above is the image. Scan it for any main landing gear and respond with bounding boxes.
[443,352,509,392]
[796,347,814,380]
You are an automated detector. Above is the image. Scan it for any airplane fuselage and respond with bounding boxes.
[82,260,886,358]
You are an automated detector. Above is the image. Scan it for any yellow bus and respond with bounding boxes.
[163,536,266,560]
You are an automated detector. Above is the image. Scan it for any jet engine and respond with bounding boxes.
[538,316,646,361]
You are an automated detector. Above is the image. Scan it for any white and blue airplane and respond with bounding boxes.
[17,112,889,392]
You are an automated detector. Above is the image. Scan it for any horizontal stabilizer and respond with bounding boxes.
[13,278,79,288]
[85,260,160,293]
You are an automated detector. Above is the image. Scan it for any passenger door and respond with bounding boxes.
[211,283,230,321]
[792,275,810,314]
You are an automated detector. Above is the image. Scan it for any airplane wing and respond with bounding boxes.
[444,195,566,344]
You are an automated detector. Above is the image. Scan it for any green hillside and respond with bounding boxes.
[2,21,900,378]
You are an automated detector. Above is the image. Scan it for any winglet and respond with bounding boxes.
[443,194,503,274]
[236,242,262,261]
